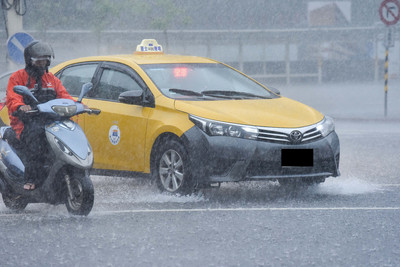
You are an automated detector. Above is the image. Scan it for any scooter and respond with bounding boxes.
[0,82,100,216]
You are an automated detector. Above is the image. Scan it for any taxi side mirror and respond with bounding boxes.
[118,89,143,105]
[268,86,280,96]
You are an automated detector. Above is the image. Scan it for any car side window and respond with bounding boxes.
[96,68,143,101]
[58,64,98,96]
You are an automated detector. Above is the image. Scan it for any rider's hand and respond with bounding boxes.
[19,105,32,112]
[83,104,89,109]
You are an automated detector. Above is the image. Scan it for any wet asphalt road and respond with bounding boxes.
[0,119,399,266]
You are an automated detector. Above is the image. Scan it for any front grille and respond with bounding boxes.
[257,129,289,143]
[257,125,323,144]
[303,128,323,142]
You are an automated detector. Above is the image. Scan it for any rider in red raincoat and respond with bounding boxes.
[6,41,74,190]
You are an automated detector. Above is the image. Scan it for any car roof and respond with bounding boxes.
[54,53,217,68]
[124,53,217,64]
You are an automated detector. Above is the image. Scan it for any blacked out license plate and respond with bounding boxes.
[281,149,313,167]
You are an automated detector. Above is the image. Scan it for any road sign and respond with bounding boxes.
[379,0,400,26]
[6,32,34,65]
[379,0,400,116]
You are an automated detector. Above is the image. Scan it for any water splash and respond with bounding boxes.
[315,176,383,195]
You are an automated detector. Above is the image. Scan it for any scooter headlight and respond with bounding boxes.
[52,105,77,117]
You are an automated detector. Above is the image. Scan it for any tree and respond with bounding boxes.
[89,0,120,54]
[21,0,191,53]
[152,0,191,51]
[126,0,191,52]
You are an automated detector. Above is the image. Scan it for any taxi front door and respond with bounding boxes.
[83,63,151,172]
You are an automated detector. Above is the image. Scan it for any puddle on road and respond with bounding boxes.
[92,176,206,204]
[92,175,386,206]
[0,176,387,213]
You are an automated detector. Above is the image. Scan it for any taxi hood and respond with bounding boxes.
[174,97,324,128]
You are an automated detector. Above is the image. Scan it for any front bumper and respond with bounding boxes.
[181,126,340,184]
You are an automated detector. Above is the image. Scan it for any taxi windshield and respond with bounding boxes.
[140,63,278,100]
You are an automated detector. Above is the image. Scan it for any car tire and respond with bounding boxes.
[153,139,194,195]
[65,172,94,216]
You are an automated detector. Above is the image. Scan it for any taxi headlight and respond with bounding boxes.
[189,115,258,140]
[316,116,335,137]
[52,105,77,117]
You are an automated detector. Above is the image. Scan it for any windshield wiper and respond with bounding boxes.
[169,88,203,96]
[168,88,266,100]
[201,90,265,99]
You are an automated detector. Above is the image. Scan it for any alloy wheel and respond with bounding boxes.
[159,149,184,192]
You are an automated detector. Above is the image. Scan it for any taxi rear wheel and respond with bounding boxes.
[153,139,194,195]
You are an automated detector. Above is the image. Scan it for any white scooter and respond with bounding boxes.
[0,83,100,216]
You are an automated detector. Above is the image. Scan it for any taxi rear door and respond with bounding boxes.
[84,62,153,172]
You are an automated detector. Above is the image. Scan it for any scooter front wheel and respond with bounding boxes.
[65,172,94,216]
[2,194,28,211]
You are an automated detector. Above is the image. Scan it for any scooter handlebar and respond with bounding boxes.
[24,109,39,114]
[12,107,39,117]
[84,108,101,115]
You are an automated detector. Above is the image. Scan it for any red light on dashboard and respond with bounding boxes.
[173,67,188,78]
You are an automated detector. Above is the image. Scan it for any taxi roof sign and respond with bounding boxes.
[135,39,163,54]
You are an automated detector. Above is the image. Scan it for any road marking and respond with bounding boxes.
[92,206,400,216]
[0,206,399,218]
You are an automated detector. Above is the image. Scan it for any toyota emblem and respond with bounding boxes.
[289,130,303,143]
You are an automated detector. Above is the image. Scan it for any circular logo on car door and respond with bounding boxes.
[109,125,121,145]
[289,130,303,143]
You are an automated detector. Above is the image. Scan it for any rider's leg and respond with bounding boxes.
[20,122,49,189]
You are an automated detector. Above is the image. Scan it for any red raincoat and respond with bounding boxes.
[6,69,73,138]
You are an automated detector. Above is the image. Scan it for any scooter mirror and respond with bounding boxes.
[13,85,39,103]
[77,82,93,103]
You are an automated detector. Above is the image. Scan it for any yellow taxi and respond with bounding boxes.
[1,39,340,194]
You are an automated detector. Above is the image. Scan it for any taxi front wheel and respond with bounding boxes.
[153,139,194,195]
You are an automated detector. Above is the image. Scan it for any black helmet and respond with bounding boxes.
[24,41,55,67]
